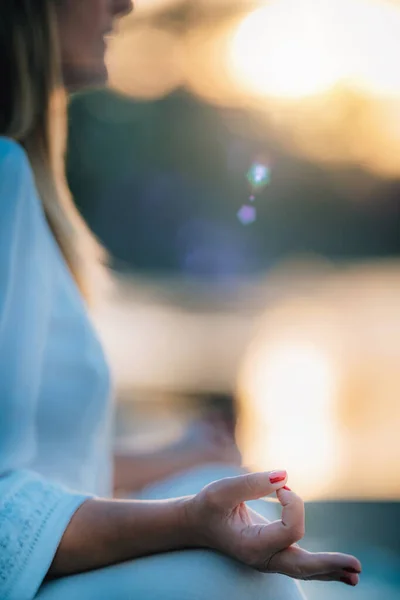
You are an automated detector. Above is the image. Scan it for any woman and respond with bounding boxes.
[0,1,361,599]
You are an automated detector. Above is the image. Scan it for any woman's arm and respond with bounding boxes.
[50,471,362,587]
[0,141,92,600]
[114,449,208,493]
[114,422,242,494]
[49,496,192,577]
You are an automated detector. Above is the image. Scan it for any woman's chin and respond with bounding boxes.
[62,64,109,92]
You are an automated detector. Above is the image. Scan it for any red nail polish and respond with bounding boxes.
[269,471,287,484]
[270,476,286,484]
[283,485,292,491]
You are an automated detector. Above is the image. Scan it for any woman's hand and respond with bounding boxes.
[186,471,362,587]
[114,420,242,495]
[173,420,242,467]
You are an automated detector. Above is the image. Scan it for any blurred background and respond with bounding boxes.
[67,0,400,597]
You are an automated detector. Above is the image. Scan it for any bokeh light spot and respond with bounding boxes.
[230,2,343,99]
[237,205,256,225]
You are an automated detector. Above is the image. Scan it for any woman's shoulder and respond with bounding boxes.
[0,137,33,198]
[0,136,30,172]
[0,137,38,231]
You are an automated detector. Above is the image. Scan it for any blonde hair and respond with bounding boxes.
[0,0,106,301]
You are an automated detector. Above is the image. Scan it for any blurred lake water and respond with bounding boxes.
[302,503,400,600]
[115,396,400,600]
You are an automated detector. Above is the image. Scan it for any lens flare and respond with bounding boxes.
[247,162,271,191]
[237,205,257,225]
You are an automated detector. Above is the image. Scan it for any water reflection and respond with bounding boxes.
[95,260,400,501]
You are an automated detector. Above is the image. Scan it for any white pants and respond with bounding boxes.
[37,465,307,600]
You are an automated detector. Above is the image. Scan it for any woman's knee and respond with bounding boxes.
[37,549,306,600]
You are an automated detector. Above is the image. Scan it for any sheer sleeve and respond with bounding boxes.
[0,138,89,600]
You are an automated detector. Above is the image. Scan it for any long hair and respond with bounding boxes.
[0,0,106,300]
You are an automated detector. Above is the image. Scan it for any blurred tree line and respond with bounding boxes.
[66,88,400,278]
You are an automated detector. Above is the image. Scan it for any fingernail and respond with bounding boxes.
[269,470,287,484]
[344,567,361,574]
[340,577,356,587]
[283,485,292,491]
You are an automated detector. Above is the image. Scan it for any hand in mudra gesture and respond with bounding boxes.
[187,470,361,587]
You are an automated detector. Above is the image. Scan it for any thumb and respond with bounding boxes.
[204,471,288,510]
[254,486,306,557]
